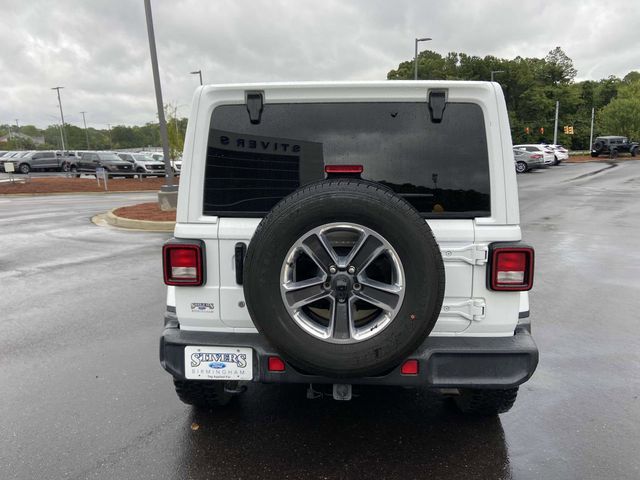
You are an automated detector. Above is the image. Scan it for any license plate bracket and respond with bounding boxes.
[184,346,253,380]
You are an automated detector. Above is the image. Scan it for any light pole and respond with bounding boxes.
[190,70,203,85]
[589,107,595,150]
[491,70,505,82]
[80,111,90,149]
[144,0,176,209]
[107,124,113,149]
[414,37,432,80]
[553,100,559,145]
[52,87,67,151]
[15,119,19,131]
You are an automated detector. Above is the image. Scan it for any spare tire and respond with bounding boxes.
[593,140,604,153]
[243,179,445,377]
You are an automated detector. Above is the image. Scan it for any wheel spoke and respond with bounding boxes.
[284,279,328,308]
[331,300,353,340]
[358,277,402,294]
[348,235,385,272]
[354,283,400,312]
[301,234,338,272]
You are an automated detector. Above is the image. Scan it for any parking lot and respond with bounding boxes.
[1,161,639,480]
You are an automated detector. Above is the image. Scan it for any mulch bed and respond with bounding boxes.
[0,177,166,194]
[113,202,176,222]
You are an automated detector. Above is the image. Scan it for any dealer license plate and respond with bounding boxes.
[184,346,253,380]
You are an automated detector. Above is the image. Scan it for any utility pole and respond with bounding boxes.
[190,70,203,85]
[414,37,432,80]
[553,100,559,145]
[7,122,11,142]
[107,124,113,149]
[80,111,90,149]
[144,0,176,208]
[52,87,67,151]
[589,107,595,150]
[15,119,19,132]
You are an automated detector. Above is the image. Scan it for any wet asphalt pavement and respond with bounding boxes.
[1,162,639,479]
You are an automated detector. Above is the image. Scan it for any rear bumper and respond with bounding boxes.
[160,313,538,389]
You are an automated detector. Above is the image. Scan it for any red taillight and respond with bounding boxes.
[490,247,534,291]
[163,243,204,286]
[531,154,543,159]
[267,356,286,372]
[400,359,419,375]
[324,164,364,174]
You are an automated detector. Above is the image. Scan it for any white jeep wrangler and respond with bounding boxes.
[160,81,538,415]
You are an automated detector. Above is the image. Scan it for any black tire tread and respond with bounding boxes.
[454,387,519,416]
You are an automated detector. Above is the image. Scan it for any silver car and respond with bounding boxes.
[513,148,545,173]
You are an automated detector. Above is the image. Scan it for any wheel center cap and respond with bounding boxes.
[331,273,353,303]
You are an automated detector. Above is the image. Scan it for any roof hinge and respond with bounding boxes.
[441,299,486,321]
[428,90,447,123]
[245,91,264,124]
[440,244,488,266]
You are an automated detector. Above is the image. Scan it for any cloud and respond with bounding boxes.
[1,0,639,128]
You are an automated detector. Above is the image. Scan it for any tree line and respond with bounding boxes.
[388,47,640,148]
[2,48,638,153]
[0,107,187,158]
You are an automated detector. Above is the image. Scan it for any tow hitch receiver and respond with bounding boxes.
[333,384,352,401]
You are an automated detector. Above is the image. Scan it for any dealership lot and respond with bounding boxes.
[1,162,639,479]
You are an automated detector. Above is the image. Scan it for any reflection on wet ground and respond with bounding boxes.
[180,385,510,480]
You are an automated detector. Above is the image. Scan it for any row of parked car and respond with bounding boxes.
[512,143,569,173]
[0,150,182,176]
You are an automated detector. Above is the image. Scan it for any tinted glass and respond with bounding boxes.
[98,153,121,161]
[204,102,490,218]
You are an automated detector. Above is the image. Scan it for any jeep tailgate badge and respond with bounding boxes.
[246,91,264,124]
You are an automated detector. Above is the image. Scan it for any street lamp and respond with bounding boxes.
[491,70,505,82]
[52,87,67,151]
[144,0,176,208]
[190,70,203,85]
[414,37,432,80]
[107,124,113,149]
[80,111,90,149]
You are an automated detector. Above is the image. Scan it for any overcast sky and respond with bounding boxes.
[1,0,639,129]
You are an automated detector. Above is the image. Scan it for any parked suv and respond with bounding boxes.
[160,82,538,415]
[76,151,133,177]
[591,136,639,158]
[11,150,76,174]
[117,152,166,175]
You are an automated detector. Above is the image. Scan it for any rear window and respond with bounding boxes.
[204,102,490,218]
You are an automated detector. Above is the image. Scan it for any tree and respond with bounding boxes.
[544,47,577,84]
[165,104,185,160]
[597,78,640,139]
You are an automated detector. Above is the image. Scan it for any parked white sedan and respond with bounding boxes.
[544,144,569,164]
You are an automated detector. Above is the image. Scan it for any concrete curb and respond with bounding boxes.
[96,209,175,232]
